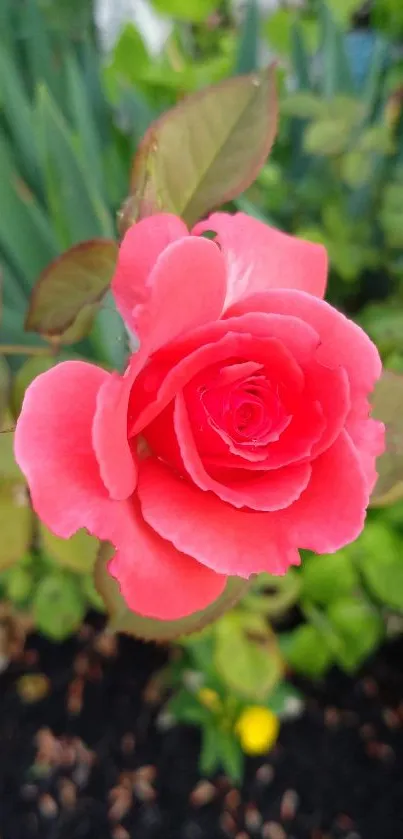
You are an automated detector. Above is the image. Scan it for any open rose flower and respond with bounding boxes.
[15,213,384,620]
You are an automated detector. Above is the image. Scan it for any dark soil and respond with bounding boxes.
[1,617,403,839]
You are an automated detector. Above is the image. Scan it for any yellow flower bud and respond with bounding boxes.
[198,687,221,712]
[236,706,279,756]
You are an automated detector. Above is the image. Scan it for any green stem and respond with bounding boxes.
[0,344,53,357]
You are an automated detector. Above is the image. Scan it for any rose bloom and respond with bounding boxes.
[15,213,384,620]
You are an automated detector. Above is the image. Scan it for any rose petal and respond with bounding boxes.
[93,350,147,500]
[129,312,319,436]
[307,361,351,458]
[113,226,227,353]
[249,397,326,469]
[14,361,112,538]
[174,393,312,511]
[183,335,308,466]
[346,397,385,493]
[109,499,227,620]
[227,290,381,394]
[278,430,369,553]
[194,212,328,305]
[112,213,188,330]
[138,457,300,577]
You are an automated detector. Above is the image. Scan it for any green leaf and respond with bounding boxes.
[214,612,283,700]
[33,571,86,640]
[327,597,383,671]
[283,623,333,678]
[0,479,33,570]
[281,92,324,119]
[90,294,128,370]
[0,356,10,423]
[351,523,403,611]
[0,409,23,480]
[168,688,209,726]
[340,151,373,188]
[217,730,244,784]
[234,194,274,223]
[245,569,301,618]
[11,356,56,419]
[358,124,394,155]
[4,564,34,605]
[200,722,221,776]
[105,23,149,88]
[234,0,259,75]
[81,573,105,612]
[360,304,403,356]
[94,542,249,641]
[380,186,403,247]
[265,8,293,55]
[25,239,118,343]
[303,118,351,156]
[266,681,303,717]
[265,10,318,58]
[371,371,403,506]
[150,0,217,23]
[128,65,278,228]
[324,0,364,26]
[302,551,359,606]
[40,524,99,575]
[180,632,215,674]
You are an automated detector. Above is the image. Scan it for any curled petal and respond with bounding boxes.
[129,312,319,436]
[113,222,226,353]
[227,290,382,395]
[194,212,328,305]
[112,213,188,330]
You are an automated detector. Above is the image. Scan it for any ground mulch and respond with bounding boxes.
[0,615,402,839]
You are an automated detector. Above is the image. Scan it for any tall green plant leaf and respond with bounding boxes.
[150,0,217,22]
[234,0,259,75]
[65,51,106,198]
[35,85,114,248]
[319,1,354,97]
[290,21,311,90]
[22,0,61,102]
[0,43,40,186]
[0,133,58,287]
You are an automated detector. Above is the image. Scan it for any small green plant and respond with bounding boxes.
[165,623,301,781]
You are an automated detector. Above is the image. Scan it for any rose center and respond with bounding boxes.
[199,366,290,448]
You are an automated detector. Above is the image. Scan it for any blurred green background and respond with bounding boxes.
[2,0,403,771]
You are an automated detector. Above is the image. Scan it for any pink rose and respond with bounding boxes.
[15,213,384,620]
